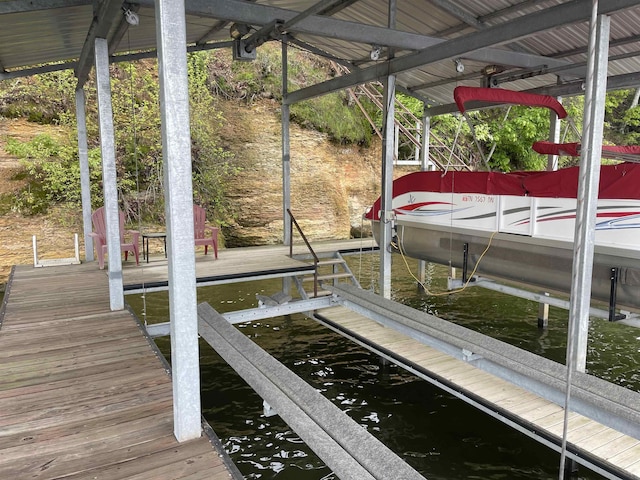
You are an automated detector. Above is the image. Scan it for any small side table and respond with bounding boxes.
[142,232,167,263]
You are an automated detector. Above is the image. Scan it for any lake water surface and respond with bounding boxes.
[127,253,640,479]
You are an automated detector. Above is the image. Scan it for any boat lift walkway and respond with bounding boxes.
[0,264,240,480]
[316,284,640,480]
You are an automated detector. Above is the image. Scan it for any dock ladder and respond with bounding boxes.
[287,209,360,299]
[293,251,361,299]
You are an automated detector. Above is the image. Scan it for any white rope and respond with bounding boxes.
[127,30,148,327]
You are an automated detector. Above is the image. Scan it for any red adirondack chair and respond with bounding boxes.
[193,204,218,258]
[89,206,140,269]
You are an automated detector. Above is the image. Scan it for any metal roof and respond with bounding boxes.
[1,0,640,109]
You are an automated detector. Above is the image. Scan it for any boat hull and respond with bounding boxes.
[365,167,640,311]
[370,218,640,311]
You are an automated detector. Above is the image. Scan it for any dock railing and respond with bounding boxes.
[287,209,318,297]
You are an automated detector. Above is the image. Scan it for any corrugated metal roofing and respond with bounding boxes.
[1,0,640,107]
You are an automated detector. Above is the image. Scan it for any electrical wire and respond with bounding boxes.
[391,229,499,296]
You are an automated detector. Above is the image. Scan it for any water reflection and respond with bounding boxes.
[126,252,640,479]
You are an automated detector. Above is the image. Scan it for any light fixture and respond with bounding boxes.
[454,58,464,73]
[123,9,139,26]
[230,23,250,39]
[370,45,381,61]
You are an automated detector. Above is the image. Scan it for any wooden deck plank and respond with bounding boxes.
[121,238,375,291]
[518,402,564,423]
[607,443,640,469]
[0,362,163,401]
[0,398,172,450]
[124,453,227,480]
[576,428,626,452]
[402,347,449,365]
[0,264,236,480]
[0,383,173,431]
[60,439,221,480]
[567,421,612,444]
[592,436,640,459]
[0,367,168,419]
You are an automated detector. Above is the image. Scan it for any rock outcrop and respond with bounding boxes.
[219,100,381,246]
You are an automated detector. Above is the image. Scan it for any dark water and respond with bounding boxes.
[127,253,640,479]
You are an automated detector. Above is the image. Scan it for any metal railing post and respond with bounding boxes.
[287,209,319,297]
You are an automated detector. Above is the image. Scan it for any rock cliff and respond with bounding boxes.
[218,100,382,246]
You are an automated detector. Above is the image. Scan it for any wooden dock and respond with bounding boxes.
[316,286,640,480]
[123,238,376,292]
[0,264,238,479]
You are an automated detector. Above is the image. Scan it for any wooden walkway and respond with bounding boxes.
[316,302,640,479]
[123,238,376,292]
[0,264,238,480]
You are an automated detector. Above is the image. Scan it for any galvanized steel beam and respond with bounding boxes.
[284,0,639,105]
[94,38,124,311]
[379,0,396,300]
[75,0,125,88]
[75,88,94,262]
[155,0,202,443]
[282,38,292,246]
[569,14,610,374]
[147,295,336,337]
[428,0,484,30]
[0,0,91,14]
[160,0,582,76]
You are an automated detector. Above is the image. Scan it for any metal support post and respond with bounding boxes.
[420,113,431,171]
[560,8,609,479]
[75,88,93,262]
[608,268,625,322]
[417,112,430,287]
[462,243,469,284]
[379,0,396,300]
[282,36,291,247]
[155,0,201,442]
[282,36,292,296]
[567,13,610,374]
[547,97,562,171]
[538,292,550,328]
[94,38,124,311]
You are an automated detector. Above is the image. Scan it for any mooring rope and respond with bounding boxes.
[127,29,148,327]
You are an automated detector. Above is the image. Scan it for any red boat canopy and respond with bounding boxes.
[454,86,568,119]
[533,141,640,162]
[364,163,640,220]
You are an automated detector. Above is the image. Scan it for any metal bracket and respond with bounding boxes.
[263,399,277,417]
